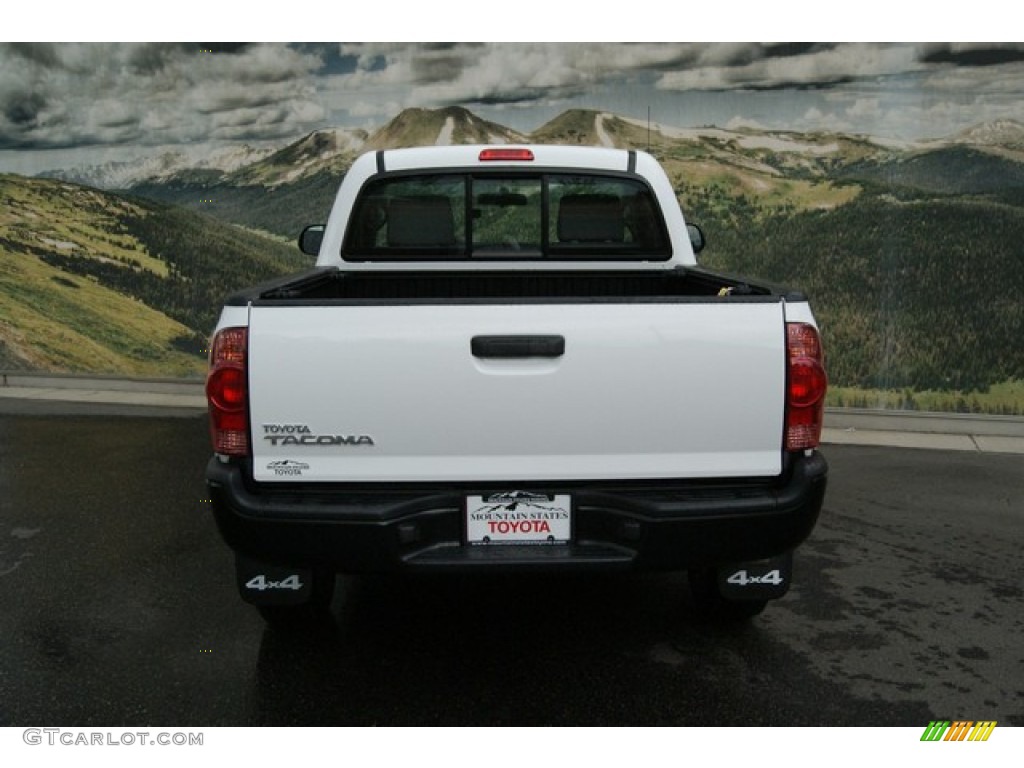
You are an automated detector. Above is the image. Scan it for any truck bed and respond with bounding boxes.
[233,267,802,306]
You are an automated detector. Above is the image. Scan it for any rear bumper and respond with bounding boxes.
[206,452,827,573]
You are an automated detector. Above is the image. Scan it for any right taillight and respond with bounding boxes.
[206,327,249,456]
[785,323,827,451]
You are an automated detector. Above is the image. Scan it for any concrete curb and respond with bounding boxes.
[0,372,206,414]
[3,372,1024,454]
[824,407,1024,437]
[822,408,1024,454]
[0,371,203,396]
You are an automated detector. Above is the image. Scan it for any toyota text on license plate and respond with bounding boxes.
[466,492,571,545]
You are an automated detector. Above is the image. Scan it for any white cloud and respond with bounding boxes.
[328,43,698,118]
[847,98,882,119]
[0,43,325,150]
[725,116,768,132]
[657,44,922,91]
[2,41,1024,172]
[796,107,853,134]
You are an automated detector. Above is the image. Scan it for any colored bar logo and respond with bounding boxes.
[920,721,997,742]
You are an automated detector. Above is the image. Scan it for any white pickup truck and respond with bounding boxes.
[205,145,828,622]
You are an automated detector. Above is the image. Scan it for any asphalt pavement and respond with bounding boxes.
[2,372,1023,726]
[0,412,1021,726]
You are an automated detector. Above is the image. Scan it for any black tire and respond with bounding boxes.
[688,567,768,621]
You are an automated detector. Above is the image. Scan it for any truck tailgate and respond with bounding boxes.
[247,302,786,483]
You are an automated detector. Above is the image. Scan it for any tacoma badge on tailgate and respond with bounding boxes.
[262,424,375,447]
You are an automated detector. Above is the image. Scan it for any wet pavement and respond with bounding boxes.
[0,413,1021,726]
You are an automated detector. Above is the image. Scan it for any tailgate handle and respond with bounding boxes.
[471,335,565,359]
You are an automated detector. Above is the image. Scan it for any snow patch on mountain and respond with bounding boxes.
[595,113,615,147]
[436,116,455,145]
[953,119,1024,148]
[39,143,283,189]
[737,136,839,155]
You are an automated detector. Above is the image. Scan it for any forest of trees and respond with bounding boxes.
[683,183,1024,400]
[130,170,344,242]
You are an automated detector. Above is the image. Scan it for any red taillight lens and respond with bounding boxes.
[785,323,827,451]
[206,327,249,456]
[207,366,246,410]
[789,359,827,407]
[479,148,534,162]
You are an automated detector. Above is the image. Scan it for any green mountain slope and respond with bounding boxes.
[840,146,1024,196]
[130,168,344,244]
[696,192,1024,396]
[228,129,365,187]
[0,175,305,375]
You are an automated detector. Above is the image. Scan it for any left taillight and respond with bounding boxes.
[206,327,249,456]
[785,323,827,452]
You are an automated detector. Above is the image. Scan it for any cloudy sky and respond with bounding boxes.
[2,41,1023,175]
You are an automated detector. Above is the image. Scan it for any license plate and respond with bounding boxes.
[466,492,571,545]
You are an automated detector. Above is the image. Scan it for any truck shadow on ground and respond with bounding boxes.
[249,569,925,726]
[253,571,680,725]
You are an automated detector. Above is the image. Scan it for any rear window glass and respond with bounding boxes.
[342,172,670,261]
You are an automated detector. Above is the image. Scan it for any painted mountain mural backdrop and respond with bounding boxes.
[2,43,1023,413]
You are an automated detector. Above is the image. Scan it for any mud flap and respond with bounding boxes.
[235,554,314,606]
[716,552,793,601]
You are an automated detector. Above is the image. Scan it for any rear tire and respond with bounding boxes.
[688,567,768,621]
